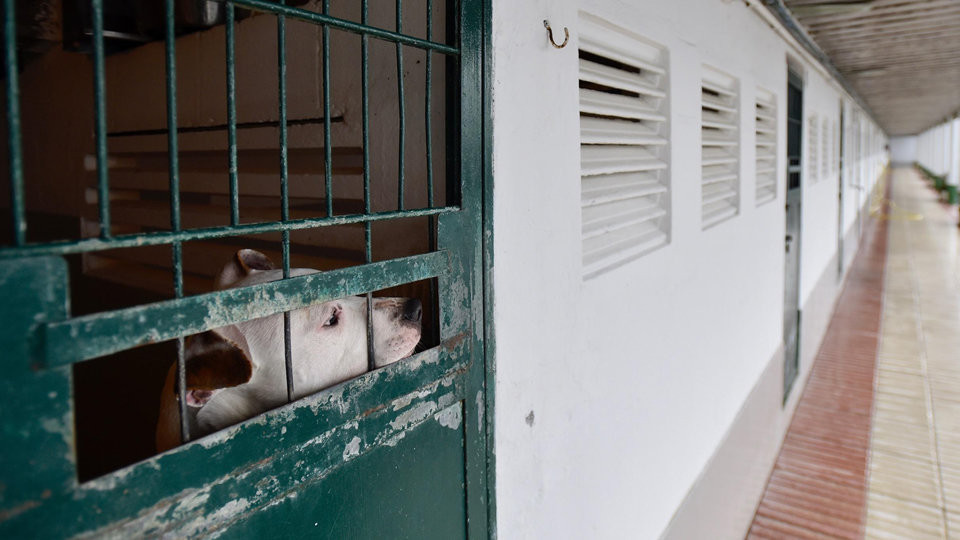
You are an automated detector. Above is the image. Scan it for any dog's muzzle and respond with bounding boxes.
[402,299,422,324]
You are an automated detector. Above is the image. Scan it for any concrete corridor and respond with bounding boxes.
[749,167,960,538]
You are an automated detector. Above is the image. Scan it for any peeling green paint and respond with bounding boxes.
[0,0,491,535]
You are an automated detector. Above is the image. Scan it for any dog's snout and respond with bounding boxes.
[402,299,422,323]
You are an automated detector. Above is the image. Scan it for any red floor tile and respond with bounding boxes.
[746,171,891,539]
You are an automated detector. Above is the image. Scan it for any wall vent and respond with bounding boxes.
[808,114,819,183]
[755,88,777,205]
[830,120,840,172]
[821,117,829,179]
[701,65,739,228]
[579,13,670,279]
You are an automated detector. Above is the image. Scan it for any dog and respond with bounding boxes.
[156,249,422,452]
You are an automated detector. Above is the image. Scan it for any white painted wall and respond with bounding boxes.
[490,1,887,538]
[917,120,960,186]
[889,136,916,165]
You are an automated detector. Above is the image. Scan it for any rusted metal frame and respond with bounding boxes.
[226,3,240,226]
[163,0,191,445]
[92,0,111,238]
[1,340,469,537]
[3,0,25,245]
[0,206,457,258]
[42,250,450,366]
[228,0,459,56]
[361,0,376,373]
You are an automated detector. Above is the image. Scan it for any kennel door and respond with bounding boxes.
[0,0,489,537]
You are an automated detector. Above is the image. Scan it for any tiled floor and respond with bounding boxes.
[747,170,889,539]
[864,168,960,539]
[750,166,960,539]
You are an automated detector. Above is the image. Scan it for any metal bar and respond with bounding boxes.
[362,0,376,372]
[92,0,111,238]
[396,0,406,210]
[176,336,189,443]
[322,0,333,217]
[226,4,239,226]
[277,4,295,403]
[362,0,371,222]
[426,0,434,209]
[107,116,342,138]
[4,0,25,245]
[43,250,450,366]
[227,0,459,55]
[165,0,181,239]
[164,0,189,443]
[0,206,458,258]
[426,0,438,346]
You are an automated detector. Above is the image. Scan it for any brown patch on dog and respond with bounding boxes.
[215,249,277,289]
[236,249,275,273]
[183,331,252,391]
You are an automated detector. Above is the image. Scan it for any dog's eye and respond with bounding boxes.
[323,310,339,327]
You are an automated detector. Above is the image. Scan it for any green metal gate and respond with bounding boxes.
[0,0,491,537]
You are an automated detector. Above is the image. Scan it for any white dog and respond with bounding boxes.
[156,249,422,451]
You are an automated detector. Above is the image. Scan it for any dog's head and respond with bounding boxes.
[179,249,422,434]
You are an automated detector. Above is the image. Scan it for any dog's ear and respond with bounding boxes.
[215,249,276,290]
[181,330,253,407]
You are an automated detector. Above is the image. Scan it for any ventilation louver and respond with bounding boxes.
[579,14,670,279]
[808,115,819,183]
[755,88,777,205]
[701,66,739,228]
[821,117,829,179]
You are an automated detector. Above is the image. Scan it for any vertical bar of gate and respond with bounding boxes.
[322,0,333,217]
[226,3,240,226]
[277,4,295,403]
[396,0,406,210]
[362,0,375,372]
[163,0,189,443]
[3,0,25,245]
[91,0,111,238]
[425,0,434,211]
[425,0,439,346]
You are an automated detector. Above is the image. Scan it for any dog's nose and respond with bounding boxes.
[402,299,422,323]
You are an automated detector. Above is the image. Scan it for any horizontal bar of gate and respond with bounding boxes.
[43,250,450,366]
[228,0,459,55]
[0,207,457,259]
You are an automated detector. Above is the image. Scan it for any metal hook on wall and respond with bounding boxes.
[543,20,569,49]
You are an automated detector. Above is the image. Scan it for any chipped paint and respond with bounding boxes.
[435,404,463,430]
[390,400,438,431]
[477,390,484,433]
[43,252,450,366]
[392,381,442,411]
[0,3,492,531]
[342,436,362,460]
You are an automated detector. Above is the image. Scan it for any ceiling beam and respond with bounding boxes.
[804,5,960,31]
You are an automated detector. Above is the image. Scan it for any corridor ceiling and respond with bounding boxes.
[782,0,960,136]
